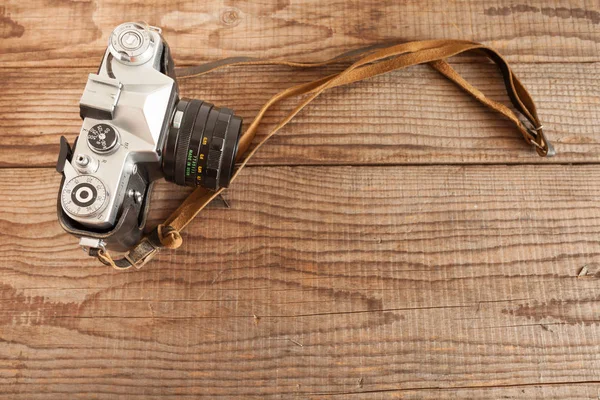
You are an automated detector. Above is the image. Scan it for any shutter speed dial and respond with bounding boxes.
[87,123,119,154]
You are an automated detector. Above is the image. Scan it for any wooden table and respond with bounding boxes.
[1,1,599,398]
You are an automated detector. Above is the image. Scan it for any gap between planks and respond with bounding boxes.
[9,160,600,171]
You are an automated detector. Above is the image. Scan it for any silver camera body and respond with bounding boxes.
[57,22,242,254]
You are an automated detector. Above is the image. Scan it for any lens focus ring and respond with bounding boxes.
[206,111,231,186]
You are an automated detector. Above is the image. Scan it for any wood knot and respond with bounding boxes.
[0,7,25,39]
[220,8,241,27]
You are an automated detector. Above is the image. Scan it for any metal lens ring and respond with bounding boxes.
[163,100,189,182]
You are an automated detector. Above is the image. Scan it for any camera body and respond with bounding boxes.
[57,22,242,254]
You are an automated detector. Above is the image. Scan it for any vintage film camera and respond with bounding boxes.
[57,22,242,254]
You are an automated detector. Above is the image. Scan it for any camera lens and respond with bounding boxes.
[163,98,242,190]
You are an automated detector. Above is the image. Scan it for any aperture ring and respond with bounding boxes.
[185,102,214,186]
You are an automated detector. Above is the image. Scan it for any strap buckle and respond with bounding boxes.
[97,235,160,270]
[124,237,160,269]
[523,122,555,157]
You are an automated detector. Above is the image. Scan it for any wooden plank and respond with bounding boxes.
[363,385,600,400]
[1,165,599,397]
[1,62,598,168]
[1,0,599,67]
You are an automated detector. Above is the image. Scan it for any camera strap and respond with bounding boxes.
[97,39,554,269]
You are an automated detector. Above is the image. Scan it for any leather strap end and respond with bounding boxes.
[544,140,556,157]
[525,125,555,157]
[534,136,555,157]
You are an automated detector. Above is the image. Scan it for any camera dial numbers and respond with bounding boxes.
[61,176,109,217]
[87,123,119,154]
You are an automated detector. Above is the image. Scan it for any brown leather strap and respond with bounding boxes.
[98,39,554,269]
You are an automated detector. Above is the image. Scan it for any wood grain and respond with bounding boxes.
[2,0,599,398]
[1,0,600,67]
[1,62,599,168]
[1,165,600,398]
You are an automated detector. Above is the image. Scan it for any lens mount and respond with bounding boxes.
[163,98,243,190]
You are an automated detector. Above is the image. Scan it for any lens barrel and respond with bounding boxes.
[163,98,242,190]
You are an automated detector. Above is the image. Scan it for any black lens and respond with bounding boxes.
[163,98,243,190]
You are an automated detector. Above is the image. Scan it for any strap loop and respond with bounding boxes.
[97,39,555,268]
